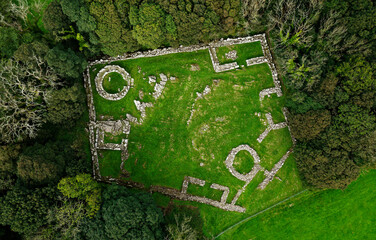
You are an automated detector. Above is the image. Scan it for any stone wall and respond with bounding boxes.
[83,33,292,213]
[94,65,132,101]
[208,47,239,72]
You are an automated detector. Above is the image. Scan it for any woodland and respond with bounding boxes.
[0,0,375,239]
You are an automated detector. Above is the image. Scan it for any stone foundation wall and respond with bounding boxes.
[83,33,291,213]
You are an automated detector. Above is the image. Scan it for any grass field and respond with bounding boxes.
[216,42,264,65]
[217,170,376,239]
[102,72,127,94]
[88,41,305,237]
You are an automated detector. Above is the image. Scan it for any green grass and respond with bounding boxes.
[102,72,127,94]
[98,150,122,178]
[233,150,255,175]
[216,41,264,66]
[217,170,376,240]
[88,42,303,237]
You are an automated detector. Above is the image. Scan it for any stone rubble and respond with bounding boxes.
[83,34,294,213]
[246,56,268,66]
[210,183,230,203]
[152,73,169,99]
[209,47,239,72]
[190,64,200,71]
[187,85,211,125]
[181,176,205,194]
[225,144,264,182]
[225,50,238,60]
[257,113,287,143]
[150,184,245,213]
[94,65,133,101]
[258,45,282,100]
[87,35,268,68]
[148,75,156,84]
[126,114,139,124]
[283,107,297,144]
[134,100,153,122]
[259,88,279,100]
[94,121,130,150]
[257,149,293,190]
[231,189,245,205]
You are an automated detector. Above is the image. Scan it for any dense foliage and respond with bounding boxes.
[83,185,164,240]
[262,0,376,189]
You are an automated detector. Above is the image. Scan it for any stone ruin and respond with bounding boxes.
[257,112,288,143]
[209,47,239,72]
[225,50,238,60]
[83,33,295,213]
[152,73,169,99]
[94,65,133,101]
[187,85,212,125]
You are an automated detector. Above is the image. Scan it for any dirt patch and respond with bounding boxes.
[190,64,200,71]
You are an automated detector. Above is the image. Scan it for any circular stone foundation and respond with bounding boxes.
[225,144,263,182]
[94,65,132,101]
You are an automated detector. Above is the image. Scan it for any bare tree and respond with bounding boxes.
[0,0,45,30]
[241,0,266,24]
[318,10,371,59]
[0,57,59,143]
[8,0,29,22]
[166,214,199,240]
[268,0,323,49]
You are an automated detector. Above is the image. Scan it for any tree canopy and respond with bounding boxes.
[83,185,164,240]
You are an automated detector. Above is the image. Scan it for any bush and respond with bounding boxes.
[82,185,164,239]
[45,46,87,79]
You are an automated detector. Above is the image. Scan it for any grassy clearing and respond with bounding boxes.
[218,170,376,240]
[102,72,127,94]
[98,150,122,178]
[233,150,255,175]
[216,42,264,65]
[89,43,303,237]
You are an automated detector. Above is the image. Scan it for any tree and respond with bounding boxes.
[0,27,19,58]
[17,143,65,185]
[45,200,86,240]
[43,0,70,33]
[130,3,166,49]
[0,145,20,173]
[88,0,138,56]
[166,214,199,240]
[45,46,87,79]
[0,57,59,143]
[45,84,85,126]
[58,174,101,217]
[290,110,331,141]
[295,144,360,189]
[351,130,376,168]
[165,15,177,40]
[0,186,58,235]
[0,172,16,192]
[0,0,29,30]
[337,57,376,95]
[13,40,50,63]
[0,145,19,193]
[60,0,96,33]
[241,0,266,25]
[82,184,164,240]
[335,104,376,138]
